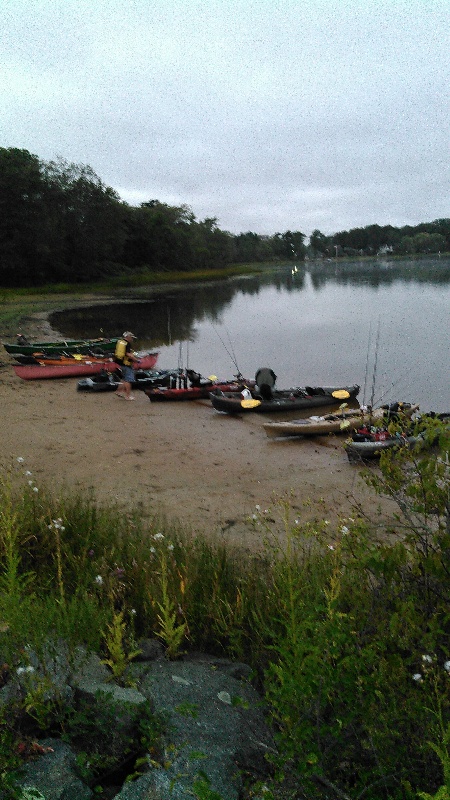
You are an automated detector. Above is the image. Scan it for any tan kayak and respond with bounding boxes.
[263,402,419,439]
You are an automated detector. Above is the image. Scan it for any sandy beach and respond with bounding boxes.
[1,316,393,551]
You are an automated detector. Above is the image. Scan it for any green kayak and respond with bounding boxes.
[3,335,119,356]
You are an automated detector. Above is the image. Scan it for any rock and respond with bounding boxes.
[13,738,93,800]
[134,638,165,662]
[2,650,275,800]
[134,659,275,799]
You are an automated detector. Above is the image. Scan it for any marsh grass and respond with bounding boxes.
[0,263,265,337]
[1,421,450,799]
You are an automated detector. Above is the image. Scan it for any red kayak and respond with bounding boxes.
[13,352,159,380]
[145,371,254,401]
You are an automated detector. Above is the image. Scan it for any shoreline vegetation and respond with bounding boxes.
[1,413,449,798]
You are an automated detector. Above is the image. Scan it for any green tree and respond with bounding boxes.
[309,229,331,257]
[398,232,446,255]
[233,231,272,263]
[0,147,49,286]
[271,230,306,260]
[43,159,127,280]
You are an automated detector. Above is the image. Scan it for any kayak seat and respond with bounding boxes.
[186,369,203,387]
[259,383,273,400]
[255,367,277,400]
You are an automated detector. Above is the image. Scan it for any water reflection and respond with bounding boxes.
[50,258,450,411]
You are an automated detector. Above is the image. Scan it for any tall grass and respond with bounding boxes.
[1,424,450,799]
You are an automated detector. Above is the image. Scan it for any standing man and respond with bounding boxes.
[114,332,140,400]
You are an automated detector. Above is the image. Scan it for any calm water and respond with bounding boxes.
[51,258,450,412]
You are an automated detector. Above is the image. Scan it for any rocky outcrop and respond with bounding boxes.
[1,642,275,800]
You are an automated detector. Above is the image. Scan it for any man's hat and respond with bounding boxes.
[122,331,137,339]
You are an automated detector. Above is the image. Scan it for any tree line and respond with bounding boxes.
[311,221,450,259]
[0,147,448,288]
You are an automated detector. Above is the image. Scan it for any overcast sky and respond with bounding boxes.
[1,0,449,237]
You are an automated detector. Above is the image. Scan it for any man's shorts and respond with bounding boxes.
[121,365,135,383]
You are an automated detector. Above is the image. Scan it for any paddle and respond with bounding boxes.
[241,398,261,409]
[332,389,350,399]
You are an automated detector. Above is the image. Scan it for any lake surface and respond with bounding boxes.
[51,257,450,412]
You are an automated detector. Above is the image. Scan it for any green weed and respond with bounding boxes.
[101,610,142,684]
[155,553,187,659]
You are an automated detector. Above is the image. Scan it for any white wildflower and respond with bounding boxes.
[422,654,433,664]
[324,520,330,525]
[16,665,34,676]
[94,575,103,586]
[255,504,261,511]
[17,457,24,463]
[328,544,335,550]
[444,661,450,673]
[149,546,156,554]
[25,470,32,476]
[412,673,423,682]
[340,525,349,535]
[167,543,174,551]
[28,480,33,486]
[153,532,164,540]
[32,486,38,493]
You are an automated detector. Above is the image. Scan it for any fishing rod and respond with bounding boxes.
[176,342,186,388]
[212,324,242,377]
[372,369,415,408]
[369,317,381,410]
[224,325,240,375]
[362,321,372,408]
[167,306,171,346]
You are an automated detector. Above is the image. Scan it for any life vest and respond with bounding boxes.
[114,338,133,366]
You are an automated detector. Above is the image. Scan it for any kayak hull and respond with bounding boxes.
[210,384,361,414]
[13,352,159,380]
[4,337,118,356]
[263,403,418,438]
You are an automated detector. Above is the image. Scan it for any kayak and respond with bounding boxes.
[345,431,425,461]
[77,368,180,392]
[145,370,255,401]
[13,351,159,380]
[345,412,450,461]
[210,384,361,414]
[3,336,119,356]
[14,352,119,366]
[263,402,418,438]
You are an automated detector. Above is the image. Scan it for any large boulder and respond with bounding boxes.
[3,644,275,800]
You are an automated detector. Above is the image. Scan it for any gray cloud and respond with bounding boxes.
[1,0,448,236]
